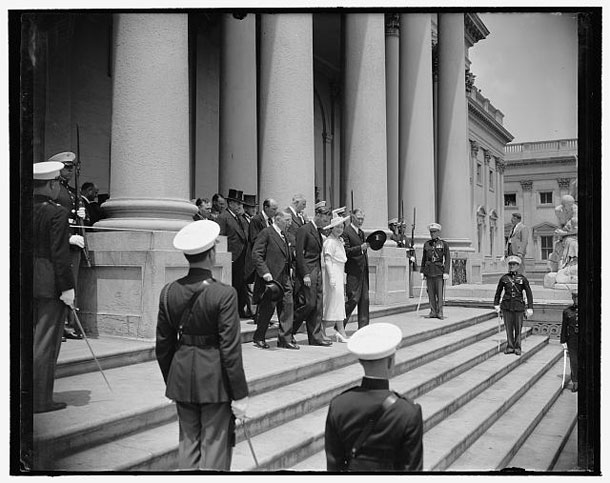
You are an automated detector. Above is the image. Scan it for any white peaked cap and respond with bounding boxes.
[33,161,64,180]
[173,220,220,255]
[347,322,403,360]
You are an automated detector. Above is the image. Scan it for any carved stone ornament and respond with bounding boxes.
[496,159,506,174]
[465,68,476,93]
[469,140,479,157]
[557,177,572,190]
[520,180,533,191]
[385,13,400,36]
[483,150,491,165]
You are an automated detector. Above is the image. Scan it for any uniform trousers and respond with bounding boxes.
[293,267,325,344]
[176,401,233,470]
[566,331,578,383]
[425,276,444,317]
[344,272,369,329]
[254,275,294,344]
[33,298,66,410]
[502,309,523,351]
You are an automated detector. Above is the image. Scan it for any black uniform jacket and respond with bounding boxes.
[155,268,249,403]
[216,209,248,261]
[251,226,292,302]
[493,272,534,312]
[325,377,424,471]
[296,221,323,279]
[33,195,75,299]
[341,224,368,277]
[560,304,578,343]
[420,238,450,278]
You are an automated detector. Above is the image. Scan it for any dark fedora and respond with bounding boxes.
[366,230,387,251]
[226,188,244,203]
[243,194,257,207]
[262,279,284,303]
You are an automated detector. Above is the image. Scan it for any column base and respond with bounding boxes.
[368,246,410,305]
[95,198,198,231]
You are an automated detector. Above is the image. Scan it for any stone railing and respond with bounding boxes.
[505,139,578,155]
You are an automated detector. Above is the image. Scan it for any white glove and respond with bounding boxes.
[262,273,273,282]
[77,206,86,219]
[562,342,568,350]
[420,273,425,280]
[361,242,368,252]
[69,234,85,248]
[494,305,501,314]
[526,308,533,318]
[60,289,75,307]
[231,396,249,420]
[443,273,449,280]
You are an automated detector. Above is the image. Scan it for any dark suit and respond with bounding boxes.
[82,196,104,225]
[325,377,424,471]
[285,208,306,307]
[342,224,370,329]
[252,226,294,344]
[560,303,578,384]
[293,221,326,344]
[217,209,250,317]
[244,212,272,283]
[156,267,248,469]
[33,194,75,412]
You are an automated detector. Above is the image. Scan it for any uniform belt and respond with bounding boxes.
[179,334,219,347]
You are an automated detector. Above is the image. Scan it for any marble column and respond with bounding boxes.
[399,13,436,238]
[385,14,400,221]
[219,14,258,197]
[259,14,315,213]
[436,13,472,247]
[98,14,195,230]
[344,13,388,231]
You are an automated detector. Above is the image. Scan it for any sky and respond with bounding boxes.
[468,12,579,144]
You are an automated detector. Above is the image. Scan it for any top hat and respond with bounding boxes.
[366,230,387,251]
[243,194,257,207]
[226,189,244,203]
[262,279,284,303]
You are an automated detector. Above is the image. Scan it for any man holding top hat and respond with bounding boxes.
[32,161,76,413]
[155,220,249,470]
[325,323,424,471]
[251,210,299,350]
[420,223,451,320]
[493,255,534,356]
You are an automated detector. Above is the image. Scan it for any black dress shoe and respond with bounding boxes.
[504,347,514,354]
[424,313,437,319]
[278,341,300,350]
[65,331,83,340]
[34,401,67,413]
[571,382,578,392]
[436,315,445,320]
[310,340,332,347]
[290,336,298,345]
[253,340,270,349]
[514,348,522,356]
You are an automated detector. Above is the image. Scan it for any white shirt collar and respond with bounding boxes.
[272,223,284,237]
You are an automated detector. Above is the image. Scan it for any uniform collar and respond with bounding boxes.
[361,377,390,390]
[187,267,213,278]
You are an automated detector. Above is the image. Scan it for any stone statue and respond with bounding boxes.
[544,195,578,288]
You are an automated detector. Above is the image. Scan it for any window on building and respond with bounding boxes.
[540,235,554,260]
[489,170,494,190]
[476,163,482,185]
[504,194,517,207]
[539,191,553,205]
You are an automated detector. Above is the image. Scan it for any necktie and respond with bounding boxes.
[298,214,304,225]
[358,229,365,243]
[268,217,273,226]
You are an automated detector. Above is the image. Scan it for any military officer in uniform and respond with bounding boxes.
[325,323,423,471]
[33,161,75,413]
[155,220,249,470]
[560,289,579,392]
[493,256,534,356]
[420,223,450,319]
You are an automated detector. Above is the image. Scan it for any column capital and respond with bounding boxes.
[520,179,533,191]
[483,149,491,165]
[469,139,479,157]
[496,159,506,174]
[557,177,572,189]
[385,13,400,36]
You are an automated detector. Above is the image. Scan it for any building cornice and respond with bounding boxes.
[465,13,489,47]
[468,98,514,145]
[504,156,577,169]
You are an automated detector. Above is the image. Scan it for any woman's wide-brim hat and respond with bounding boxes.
[226,188,244,203]
[323,215,350,230]
[366,230,387,250]
[263,280,284,303]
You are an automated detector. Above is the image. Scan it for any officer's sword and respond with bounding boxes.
[416,279,425,315]
[70,307,113,392]
[561,348,568,389]
[241,418,259,468]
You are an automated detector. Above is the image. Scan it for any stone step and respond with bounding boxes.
[447,356,565,470]
[422,344,563,471]
[46,314,496,469]
[549,417,579,471]
[506,389,578,471]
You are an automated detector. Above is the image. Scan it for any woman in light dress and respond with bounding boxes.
[322,213,351,342]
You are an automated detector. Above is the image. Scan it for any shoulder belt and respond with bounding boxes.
[162,278,215,340]
[350,393,399,461]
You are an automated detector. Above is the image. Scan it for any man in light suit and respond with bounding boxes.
[216,189,250,318]
[293,205,332,346]
[505,212,529,274]
[252,211,299,350]
[342,209,370,329]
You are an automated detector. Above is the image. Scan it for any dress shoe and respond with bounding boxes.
[504,347,514,354]
[34,401,67,413]
[334,333,350,343]
[424,313,437,319]
[65,331,83,340]
[571,382,578,392]
[310,340,332,347]
[277,341,300,350]
[290,336,298,345]
[514,348,522,356]
[62,336,67,342]
[253,340,270,349]
[436,315,445,320]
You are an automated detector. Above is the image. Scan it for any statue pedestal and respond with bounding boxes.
[543,266,578,291]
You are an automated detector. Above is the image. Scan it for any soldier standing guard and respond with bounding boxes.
[155,220,249,470]
[420,223,450,319]
[560,289,579,392]
[493,256,534,356]
[325,323,423,471]
[33,161,75,413]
